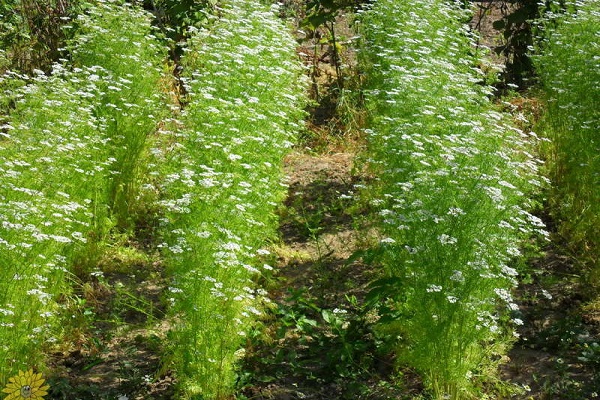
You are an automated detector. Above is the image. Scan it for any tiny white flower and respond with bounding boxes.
[506,246,521,257]
[447,207,465,216]
[449,270,464,282]
[426,284,442,293]
[438,234,457,245]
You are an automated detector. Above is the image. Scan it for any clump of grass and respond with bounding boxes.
[358,0,546,398]
[532,0,600,281]
[155,1,307,398]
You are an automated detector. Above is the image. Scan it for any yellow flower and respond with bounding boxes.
[2,369,49,399]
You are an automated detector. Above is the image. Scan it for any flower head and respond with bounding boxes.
[2,369,49,399]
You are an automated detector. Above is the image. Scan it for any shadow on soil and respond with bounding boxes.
[236,151,422,400]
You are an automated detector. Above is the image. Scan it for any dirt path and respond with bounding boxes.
[500,245,600,399]
[238,150,419,399]
[47,261,175,399]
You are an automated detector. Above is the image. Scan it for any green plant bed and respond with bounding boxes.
[533,0,600,283]
[155,1,307,398]
[0,0,170,385]
[358,0,546,398]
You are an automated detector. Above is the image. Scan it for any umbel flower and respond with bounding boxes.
[2,369,49,399]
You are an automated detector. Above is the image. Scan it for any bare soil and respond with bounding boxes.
[238,149,417,400]
[47,264,176,400]
[500,246,600,399]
